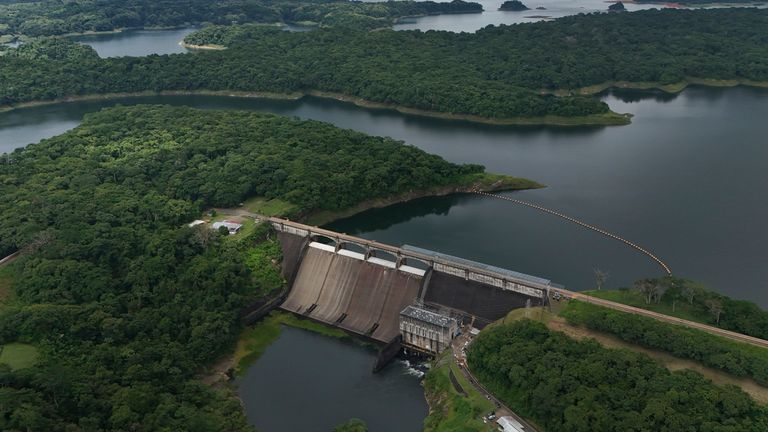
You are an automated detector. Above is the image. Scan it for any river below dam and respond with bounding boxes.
[2,87,767,305]
[236,326,428,431]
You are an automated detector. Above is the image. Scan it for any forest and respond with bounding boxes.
[590,276,768,341]
[0,105,491,430]
[468,319,768,432]
[0,0,482,37]
[1,9,767,122]
[561,301,768,386]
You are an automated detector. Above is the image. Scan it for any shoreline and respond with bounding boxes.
[543,77,768,96]
[301,173,544,226]
[0,89,631,126]
[180,41,226,50]
[4,78,767,127]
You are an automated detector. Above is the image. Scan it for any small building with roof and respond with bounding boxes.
[496,416,527,432]
[212,220,243,235]
[399,305,458,355]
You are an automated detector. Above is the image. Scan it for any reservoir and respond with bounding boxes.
[236,326,428,431]
[71,27,197,57]
[1,86,767,305]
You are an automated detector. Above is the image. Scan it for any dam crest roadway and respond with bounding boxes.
[242,214,768,350]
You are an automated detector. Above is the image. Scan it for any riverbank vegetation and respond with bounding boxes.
[561,300,768,386]
[587,276,768,341]
[423,353,495,432]
[232,310,349,374]
[2,9,767,123]
[469,319,768,431]
[0,0,482,37]
[0,104,505,430]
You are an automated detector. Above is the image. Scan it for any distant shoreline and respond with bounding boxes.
[0,89,632,126]
[542,77,768,96]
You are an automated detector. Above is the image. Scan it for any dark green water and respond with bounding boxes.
[1,88,766,305]
[236,326,428,431]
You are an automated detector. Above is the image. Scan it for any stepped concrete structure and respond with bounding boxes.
[272,217,552,344]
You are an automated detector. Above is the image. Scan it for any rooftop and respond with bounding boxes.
[401,245,551,288]
[400,305,456,328]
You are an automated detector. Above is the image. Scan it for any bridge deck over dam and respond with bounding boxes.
[272,217,551,343]
[236,212,768,348]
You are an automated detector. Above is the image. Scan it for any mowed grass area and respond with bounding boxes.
[500,305,768,404]
[242,197,297,217]
[585,289,712,323]
[0,343,39,370]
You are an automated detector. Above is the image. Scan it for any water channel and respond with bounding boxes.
[237,326,428,431]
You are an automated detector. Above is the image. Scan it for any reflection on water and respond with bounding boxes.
[1,87,767,305]
[237,326,428,432]
[71,27,198,57]
[328,195,462,235]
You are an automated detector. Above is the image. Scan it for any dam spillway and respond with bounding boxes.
[281,242,424,342]
[274,217,553,344]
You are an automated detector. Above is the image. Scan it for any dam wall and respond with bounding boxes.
[273,219,555,344]
[280,242,422,343]
[277,231,307,282]
[423,271,544,328]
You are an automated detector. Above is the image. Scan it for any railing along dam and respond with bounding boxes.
[269,217,552,343]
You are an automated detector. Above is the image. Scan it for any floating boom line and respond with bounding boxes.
[474,191,672,275]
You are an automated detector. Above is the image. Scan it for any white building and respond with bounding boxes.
[497,416,526,432]
[212,220,243,235]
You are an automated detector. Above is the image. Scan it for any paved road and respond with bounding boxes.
[452,328,538,432]
[0,252,19,267]
[552,287,768,349]
[225,208,768,349]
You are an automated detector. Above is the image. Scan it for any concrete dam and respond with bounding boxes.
[272,218,556,344]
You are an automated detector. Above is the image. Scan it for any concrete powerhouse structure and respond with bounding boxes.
[399,305,458,354]
[271,217,556,348]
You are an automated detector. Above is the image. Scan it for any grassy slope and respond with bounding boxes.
[233,311,349,374]
[423,353,496,432]
[585,289,712,323]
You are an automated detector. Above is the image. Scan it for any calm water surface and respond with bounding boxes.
[1,87,767,305]
[237,326,428,431]
[71,28,197,57]
[392,0,662,31]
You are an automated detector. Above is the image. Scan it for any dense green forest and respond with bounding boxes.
[0,0,481,37]
[561,301,768,386]
[589,276,768,341]
[468,320,768,432]
[2,9,767,122]
[0,105,491,430]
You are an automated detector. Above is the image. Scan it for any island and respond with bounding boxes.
[608,1,627,12]
[499,0,530,11]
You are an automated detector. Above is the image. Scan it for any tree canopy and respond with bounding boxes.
[2,9,768,121]
[0,104,490,430]
[468,319,768,432]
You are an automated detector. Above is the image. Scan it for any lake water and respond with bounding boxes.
[392,0,663,32]
[1,87,767,306]
[236,326,428,431]
[71,28,197,57]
